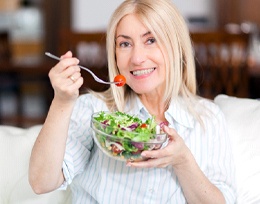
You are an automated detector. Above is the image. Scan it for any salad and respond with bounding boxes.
[91,111,167,161]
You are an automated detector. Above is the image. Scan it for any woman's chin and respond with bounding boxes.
[131,85,158,95]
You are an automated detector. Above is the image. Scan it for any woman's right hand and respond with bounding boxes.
[48,51,84,103]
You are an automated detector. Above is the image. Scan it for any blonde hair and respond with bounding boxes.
[101,0,200,118]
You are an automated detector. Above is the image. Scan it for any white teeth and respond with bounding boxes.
[132,68,155,76]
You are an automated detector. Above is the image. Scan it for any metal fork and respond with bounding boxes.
[45,52,118,85]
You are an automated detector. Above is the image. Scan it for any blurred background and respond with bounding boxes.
[0,0,259,127]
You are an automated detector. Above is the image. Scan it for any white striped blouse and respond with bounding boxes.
[60,93,236,204]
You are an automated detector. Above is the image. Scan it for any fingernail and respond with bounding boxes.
[141,152,146,157]
[163,125,169,131]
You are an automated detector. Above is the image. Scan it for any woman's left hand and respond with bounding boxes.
[127,125,192,168]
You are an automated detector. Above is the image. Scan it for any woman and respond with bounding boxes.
[29,0,236,203]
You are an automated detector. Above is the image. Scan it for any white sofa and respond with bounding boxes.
[0,125,72,204]
[0,94,259,204]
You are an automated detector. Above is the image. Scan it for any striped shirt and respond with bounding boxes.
[60,93,236,204]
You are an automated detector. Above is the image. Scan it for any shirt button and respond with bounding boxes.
[149,188,154,193]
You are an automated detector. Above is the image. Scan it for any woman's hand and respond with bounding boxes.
[48,51,84,103]
[127,125,193,168]
[127,126,226,203]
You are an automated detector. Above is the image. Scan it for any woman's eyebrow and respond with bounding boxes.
[142,31,151,37]
[115,31,151,40]
[115,34,131,40]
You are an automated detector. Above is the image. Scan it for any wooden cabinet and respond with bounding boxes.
[0,60,53,127]
[217,0,260,28]
[0,0,70,127]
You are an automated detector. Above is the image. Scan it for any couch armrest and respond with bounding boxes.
[214,95,260,204]
[0,125,72,204]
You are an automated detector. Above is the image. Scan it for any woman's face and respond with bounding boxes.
[115,14,166,95]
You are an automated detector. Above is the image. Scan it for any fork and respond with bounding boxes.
[45,52,118,85]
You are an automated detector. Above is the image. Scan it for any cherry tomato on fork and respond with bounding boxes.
[114,75,126,87]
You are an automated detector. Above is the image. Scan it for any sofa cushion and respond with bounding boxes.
[214,94,260,204]
[0,125,72,204]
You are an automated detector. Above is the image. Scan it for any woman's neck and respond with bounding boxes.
[138,93,168,123]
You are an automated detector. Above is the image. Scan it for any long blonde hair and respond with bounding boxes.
[102,0,199,117]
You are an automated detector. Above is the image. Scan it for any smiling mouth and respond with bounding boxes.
[131,68,155,76]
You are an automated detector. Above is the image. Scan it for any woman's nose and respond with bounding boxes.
[130,45,146,65]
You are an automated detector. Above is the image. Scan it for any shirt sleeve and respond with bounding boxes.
[206,106,237,203]
[59,94,95,189]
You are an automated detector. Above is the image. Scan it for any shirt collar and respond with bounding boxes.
[166,98,195,129]
[127,96,195,129]
[126,96,150,120]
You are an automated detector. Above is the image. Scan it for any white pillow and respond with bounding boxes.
[0,125,72,204]
[214,94,260,204]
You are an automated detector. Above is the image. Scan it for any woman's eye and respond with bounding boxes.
[119,41,131,48]
[147,37,156,44]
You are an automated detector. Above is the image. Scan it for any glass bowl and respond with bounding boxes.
[91,111,168,162]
